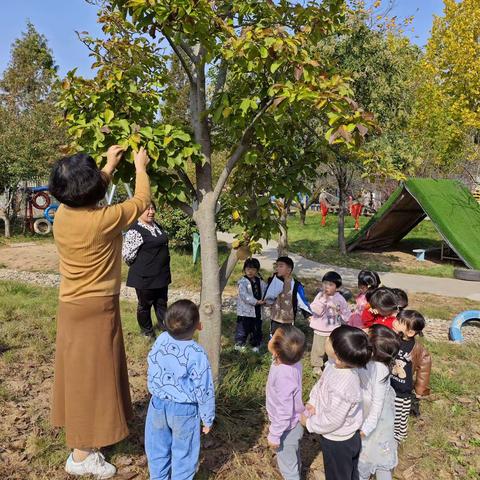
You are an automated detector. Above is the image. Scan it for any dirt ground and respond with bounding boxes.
[0,241,451,276]
[0,242,59,273]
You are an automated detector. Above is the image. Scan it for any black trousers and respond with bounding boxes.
[135,287,168,335]
[235,316,262,347]
[319,431,361,480]
[270,320,294,337]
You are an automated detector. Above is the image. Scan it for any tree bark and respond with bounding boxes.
[193,198,222,381]
[1,213,10,237]
[277,199,291,256]
[219,246,239,293]
[299,206,306,226]
[336,165,348,255]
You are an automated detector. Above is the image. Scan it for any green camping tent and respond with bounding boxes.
[347,178,480,269]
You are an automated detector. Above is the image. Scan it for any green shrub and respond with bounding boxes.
[158,205,197,249]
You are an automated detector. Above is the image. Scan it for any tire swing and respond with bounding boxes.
[33,218,52,235]
[448,310,480,343]
[44,205,58,224]
[32,191,51,210]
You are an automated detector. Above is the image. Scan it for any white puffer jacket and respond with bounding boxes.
[236,276,267,319]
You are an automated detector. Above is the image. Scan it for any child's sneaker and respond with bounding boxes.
[65,451,116,478]
[234,344,246,352]
[251,346,260,353]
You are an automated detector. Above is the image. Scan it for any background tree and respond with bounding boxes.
[307,11,421,253]
[60,0,373,378]
[410,0,480,181]
[0,23,65,236]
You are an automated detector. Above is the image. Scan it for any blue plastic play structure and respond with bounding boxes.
[449,310,480,342]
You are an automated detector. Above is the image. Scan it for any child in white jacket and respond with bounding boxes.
[358,325,400,480]
[301,326,371,480]
[235,258,267,352]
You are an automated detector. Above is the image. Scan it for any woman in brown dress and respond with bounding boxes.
[49,145,150,478]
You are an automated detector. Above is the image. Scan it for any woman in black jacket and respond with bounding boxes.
[122,202,171,338]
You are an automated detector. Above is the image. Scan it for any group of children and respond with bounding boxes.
[142,256,431,480]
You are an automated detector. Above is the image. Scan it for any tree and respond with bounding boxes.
[60,0,373,378]
[410,0,480,177]
[307,12,422,253]
[0,23,65,236]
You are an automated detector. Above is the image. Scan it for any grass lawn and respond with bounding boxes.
[1,281,479,479]
[287,211,459,278]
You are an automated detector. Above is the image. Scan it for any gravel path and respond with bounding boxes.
[1,268,478,344]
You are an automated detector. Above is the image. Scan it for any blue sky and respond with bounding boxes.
[0,0,445,78]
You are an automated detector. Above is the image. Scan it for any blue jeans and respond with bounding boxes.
[145,396,200,480]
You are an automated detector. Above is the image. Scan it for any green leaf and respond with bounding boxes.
[270,61,282,74]
[104,109,114,123]
[172,131,191,142]
[117,119,130,134]
[239,98,251,115]
[140,126,154,139]
[260,46,268,59]
[147,140,159,160]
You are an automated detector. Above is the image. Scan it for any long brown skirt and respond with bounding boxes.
[51,295,133,449]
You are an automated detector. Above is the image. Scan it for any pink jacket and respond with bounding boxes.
[309,291,351,335]
[348,292,367,328]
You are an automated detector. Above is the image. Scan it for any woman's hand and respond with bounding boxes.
[134,147,150,172]
[202,425,211,434]
[103,145,125,176]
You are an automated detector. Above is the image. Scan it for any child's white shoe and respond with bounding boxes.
[65,451,116,478]
[251,347,260,353]
[234,344,246,352]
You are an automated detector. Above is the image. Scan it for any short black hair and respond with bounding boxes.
[391,288,408,309]
[243,258,260,271]
[49,153,109,208]
[358,270,381,290]
[397,309,425,336]
[366,287,398,314]
[165,300,200,340]
[270,325,305,365]
[322,271,342,288]
[330,325,371,368]
[276,256,294,271]
[368,324,400,374]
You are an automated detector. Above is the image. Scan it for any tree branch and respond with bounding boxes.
[211,59,228,102]
[175,167,197,201]
[178,39,197,63]
[171,198,194,217]
[213,98,275,202]
[164,34,195,86]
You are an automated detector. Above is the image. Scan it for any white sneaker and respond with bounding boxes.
[251,347,260,353]
[234,344,246,351]
[65,451,116,479]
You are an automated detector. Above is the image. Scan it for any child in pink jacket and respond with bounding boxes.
[309,271,350,375]
[348,270,381,328]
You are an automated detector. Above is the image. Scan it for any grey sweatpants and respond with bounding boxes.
[276,422,304,480]
[360,469,392,480]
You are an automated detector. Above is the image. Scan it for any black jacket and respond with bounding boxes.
[126,222,171,290]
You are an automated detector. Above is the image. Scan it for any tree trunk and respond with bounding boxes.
[299,206,306,226]
[219,246,239,292]
[337,178,347,255]
[1,213,11,237]
[193,198,222,381]
[277,201,289,256]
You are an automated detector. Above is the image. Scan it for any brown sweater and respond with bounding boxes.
[53,171,150,301]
